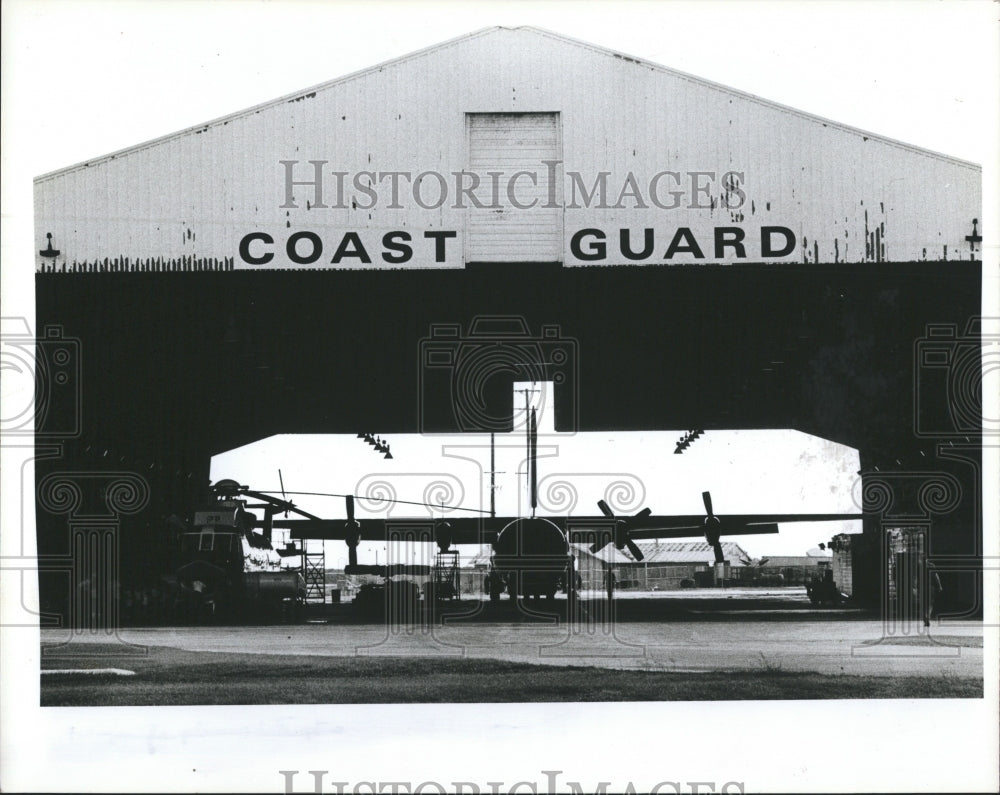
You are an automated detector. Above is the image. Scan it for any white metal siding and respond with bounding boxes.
[33,27,981,271]
[466,113,562,262]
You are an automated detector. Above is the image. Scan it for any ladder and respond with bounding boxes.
[301,539,326,602]
[433,550,460,599]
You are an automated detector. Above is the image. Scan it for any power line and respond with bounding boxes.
[253,489,491,514]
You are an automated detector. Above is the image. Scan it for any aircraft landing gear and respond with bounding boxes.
[487,570,503,602]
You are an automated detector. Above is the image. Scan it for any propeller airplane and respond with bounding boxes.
[219,409,863,605]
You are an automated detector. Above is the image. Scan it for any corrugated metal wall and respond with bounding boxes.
[34,27,981,271]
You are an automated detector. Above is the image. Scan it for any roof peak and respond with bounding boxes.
[36,25,979,182]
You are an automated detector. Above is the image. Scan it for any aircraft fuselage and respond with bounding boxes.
[490,517,573,600]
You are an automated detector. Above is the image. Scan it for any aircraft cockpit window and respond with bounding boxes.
[198,532,214,552]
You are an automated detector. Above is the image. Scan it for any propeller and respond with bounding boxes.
[702,490,725,563]
[278,469,288,517]
[344,495,361,567]
[591,499,648,561]
[212,479,323,521]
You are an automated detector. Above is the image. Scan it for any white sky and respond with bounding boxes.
[4,0,996,177]
[2,2,998,793]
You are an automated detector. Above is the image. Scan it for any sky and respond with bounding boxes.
[4,0,996,179]
[2,2,998,793]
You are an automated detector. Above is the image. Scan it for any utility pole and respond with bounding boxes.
[515,386,539,514]
[487,432,507,519]
[530,407,538,518]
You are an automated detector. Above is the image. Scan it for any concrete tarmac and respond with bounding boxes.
[42,615,983,678]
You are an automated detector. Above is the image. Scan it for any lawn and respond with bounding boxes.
[40,644,983,705]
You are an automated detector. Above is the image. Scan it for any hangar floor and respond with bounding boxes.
[42,617,982,676]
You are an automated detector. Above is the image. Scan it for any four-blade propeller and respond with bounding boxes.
[220,476,839,570]
[591,499,649,561]
[211,479,325,522]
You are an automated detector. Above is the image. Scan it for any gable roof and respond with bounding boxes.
[576,541,753,566]
[631,541,750,566]
[36,25,978,182]
[571,543,634,565]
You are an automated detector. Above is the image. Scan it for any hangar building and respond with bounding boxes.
[32,27,983,621]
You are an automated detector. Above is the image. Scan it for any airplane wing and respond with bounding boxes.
[277,517,502,545]
[276,511,859,544]
[239,478,862,555]
[601,512,861,538]
[562,516,783,545]
[565,501,862,562]
[567,512,859,542]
